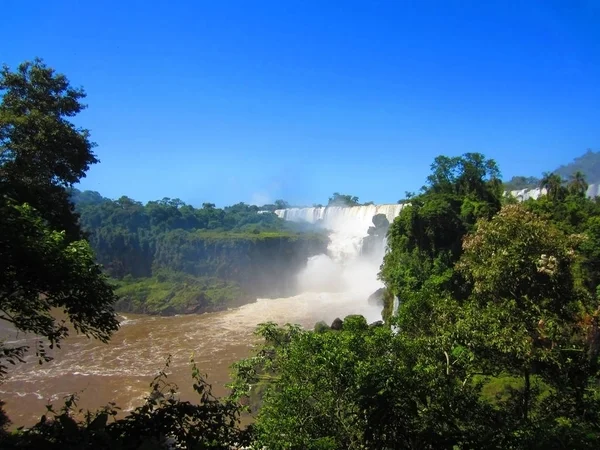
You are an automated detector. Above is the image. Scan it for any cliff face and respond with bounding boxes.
[153,231,329,298]
[108,232,328,315]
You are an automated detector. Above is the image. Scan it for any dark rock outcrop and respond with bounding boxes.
[367,288,386,307]
[331,318,343,330]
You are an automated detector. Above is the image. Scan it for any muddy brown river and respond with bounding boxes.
[1,292,382,427]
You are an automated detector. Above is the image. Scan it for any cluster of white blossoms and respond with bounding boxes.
[537,254,558,275]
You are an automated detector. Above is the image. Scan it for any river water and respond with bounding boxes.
[1,291,382,427]
[2,204,400,427]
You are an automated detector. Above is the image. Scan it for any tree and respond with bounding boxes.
[454,204,600,444]
[0,60,119,378]
[539,172,566,202]
[380,153,503,320]
[503,176,540,191]
[0,201,119,376]
[274,199,290,210]
[0,58,97,240]
[328,193,360,207]
[424,153,501,198]
[378,156,600,446]
[569,170,589,197]
[230,318,502,449]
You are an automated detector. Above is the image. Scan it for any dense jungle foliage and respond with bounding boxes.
[228,153,600,449]
[2,59,600,449]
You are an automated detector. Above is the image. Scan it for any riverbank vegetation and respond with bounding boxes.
[2,59,600,448]
[229,154,600,449]
[72,190,328,315]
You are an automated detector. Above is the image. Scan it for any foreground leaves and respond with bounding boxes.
[1,357,249,449]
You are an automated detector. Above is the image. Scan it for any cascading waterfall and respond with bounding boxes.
[276,204,404,261]
[507,183,599,201]
[275,204,405,322]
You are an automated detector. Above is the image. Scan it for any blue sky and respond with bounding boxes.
[3,0,600,206]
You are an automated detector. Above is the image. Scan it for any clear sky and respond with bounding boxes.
[3,0,600,206]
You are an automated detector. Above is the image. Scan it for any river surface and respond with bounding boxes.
[2,204,400,427]
[1,292,381,427]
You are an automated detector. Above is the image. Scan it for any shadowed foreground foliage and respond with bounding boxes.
[1,358,250,450]
[0,59,119,379]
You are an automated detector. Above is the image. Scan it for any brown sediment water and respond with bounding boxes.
[0,291,381,428]
[1,204,402,428]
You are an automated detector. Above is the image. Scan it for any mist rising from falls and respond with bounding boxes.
[275,204,405,322]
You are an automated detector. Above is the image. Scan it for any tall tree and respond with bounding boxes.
[0,59,118,378]
[539,172,566,202]
[0,59,99,240]
[380,153,503,321]
[569,170,589,197]
[455,204,600,443]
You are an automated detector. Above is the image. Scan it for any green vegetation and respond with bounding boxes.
[327,192,377,207]
[229,153,600,449]
[71,191,328,314]
[258,199,291,211]
[502,175,540,191]
[114,271,250,315]
[2,59,600,448]
[0,59,118,378]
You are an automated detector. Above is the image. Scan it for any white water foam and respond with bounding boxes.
[276,204,405,323]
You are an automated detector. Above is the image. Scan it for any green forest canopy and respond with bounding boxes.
[229,152,600,449]
[2,59,600,448]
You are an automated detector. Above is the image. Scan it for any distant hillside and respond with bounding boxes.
[503,149,600,190]
[554,149,600,183]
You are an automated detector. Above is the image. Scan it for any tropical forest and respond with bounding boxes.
[3,1,600,449]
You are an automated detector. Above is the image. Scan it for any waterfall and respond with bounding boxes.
[275,204,405,321]
[392,296,400,316]
[507,183,599,201]
[275,204,404,262]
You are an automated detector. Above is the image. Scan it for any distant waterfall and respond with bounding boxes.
[275,204,404,227]
[275,204,404,262]
[507,183,599,201]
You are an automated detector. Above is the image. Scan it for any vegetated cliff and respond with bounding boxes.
[109,231,328,315]
[152,230,329,298]
[73,190,329,315]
